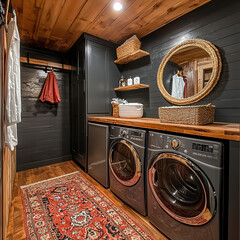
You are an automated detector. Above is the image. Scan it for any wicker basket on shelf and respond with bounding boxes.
[112,103,119,117]
[158,104,215,125]
[116,40,141,59]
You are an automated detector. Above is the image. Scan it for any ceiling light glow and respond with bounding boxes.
[113,2,123,11]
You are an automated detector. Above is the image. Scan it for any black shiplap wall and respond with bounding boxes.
[119,0,240,123]
[17,45,71,171]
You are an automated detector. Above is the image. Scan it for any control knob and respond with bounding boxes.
[171,139,181,149]
[121,130,127,137]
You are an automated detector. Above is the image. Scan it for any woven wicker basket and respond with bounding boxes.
[112,103,119,117]
[158,104,215,125]
[116,40,141,59]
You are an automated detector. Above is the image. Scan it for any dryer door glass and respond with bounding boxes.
[110,140,141,186]
[149,153,216,226]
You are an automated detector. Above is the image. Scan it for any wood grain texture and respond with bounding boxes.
[1,23,17,240]
[3,147,16,240]
[114,49,150,64]
[11,0,211,52]
[33,0,65,44]
[114,84,149,91]
[20,57,71,70]
[106,0,210,43]
[170,46,210,65]
[88,116,240,141]
[4,0,10,24]
[6,161,167,240]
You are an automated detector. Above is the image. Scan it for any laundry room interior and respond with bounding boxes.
[0,0,239,239]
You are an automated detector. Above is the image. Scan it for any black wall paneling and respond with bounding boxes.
[17,45,71,171]
[119,0,240,123]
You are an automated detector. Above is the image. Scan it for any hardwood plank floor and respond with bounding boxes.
[6,161,167,240]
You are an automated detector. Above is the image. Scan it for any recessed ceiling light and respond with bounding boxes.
[113,2,123,11]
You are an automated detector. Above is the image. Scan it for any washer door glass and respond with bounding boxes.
[110,140,141,186]
[149,153,216,226]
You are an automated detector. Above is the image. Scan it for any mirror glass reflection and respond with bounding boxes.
[163,46,213,99]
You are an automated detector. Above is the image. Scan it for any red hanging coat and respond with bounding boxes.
[40,70,61,103]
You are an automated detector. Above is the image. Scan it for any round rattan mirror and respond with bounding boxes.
[157,39,222,105]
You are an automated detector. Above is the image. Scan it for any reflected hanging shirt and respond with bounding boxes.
[40,70,61,103]
[171,74,185,99]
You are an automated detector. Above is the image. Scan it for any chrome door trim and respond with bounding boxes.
[109,139,141,186]
[149,153,216,226]
[109,137,145,149]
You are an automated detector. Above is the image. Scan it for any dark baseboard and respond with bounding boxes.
[17,155,72,172]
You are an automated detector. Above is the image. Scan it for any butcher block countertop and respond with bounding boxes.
[88,117,240,141]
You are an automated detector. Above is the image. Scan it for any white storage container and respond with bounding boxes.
[119,103,143,118]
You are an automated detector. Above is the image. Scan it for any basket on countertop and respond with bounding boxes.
[112,103,119,117]
[158,104,215,125]
[116,40,141,59]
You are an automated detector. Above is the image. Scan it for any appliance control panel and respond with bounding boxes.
[148,131,223,167]
[130,130,144,140]
[121,128,145,143]
[110,126,146,144]
[191,142,221,159]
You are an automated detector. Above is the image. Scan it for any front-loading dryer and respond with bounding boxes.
[147,131,224,240]
[109,125,147,216]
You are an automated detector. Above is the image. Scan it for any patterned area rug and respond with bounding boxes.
[21,171,152,240]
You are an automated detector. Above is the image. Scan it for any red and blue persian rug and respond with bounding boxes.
[21,171,153,240]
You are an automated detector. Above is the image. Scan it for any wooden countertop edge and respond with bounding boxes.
[88,117,240,141]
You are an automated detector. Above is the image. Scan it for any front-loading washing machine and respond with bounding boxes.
[147,131,225,240]
[109,125,147,216]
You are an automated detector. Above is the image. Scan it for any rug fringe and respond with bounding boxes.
[20,171,79,189]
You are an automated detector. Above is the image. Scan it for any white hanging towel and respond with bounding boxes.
[171,74,185,99]
[4,15,21,151]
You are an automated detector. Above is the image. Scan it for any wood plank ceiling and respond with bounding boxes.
[12,0,211,52]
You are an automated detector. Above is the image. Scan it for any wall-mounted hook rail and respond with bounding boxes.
[20,56,72,71]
